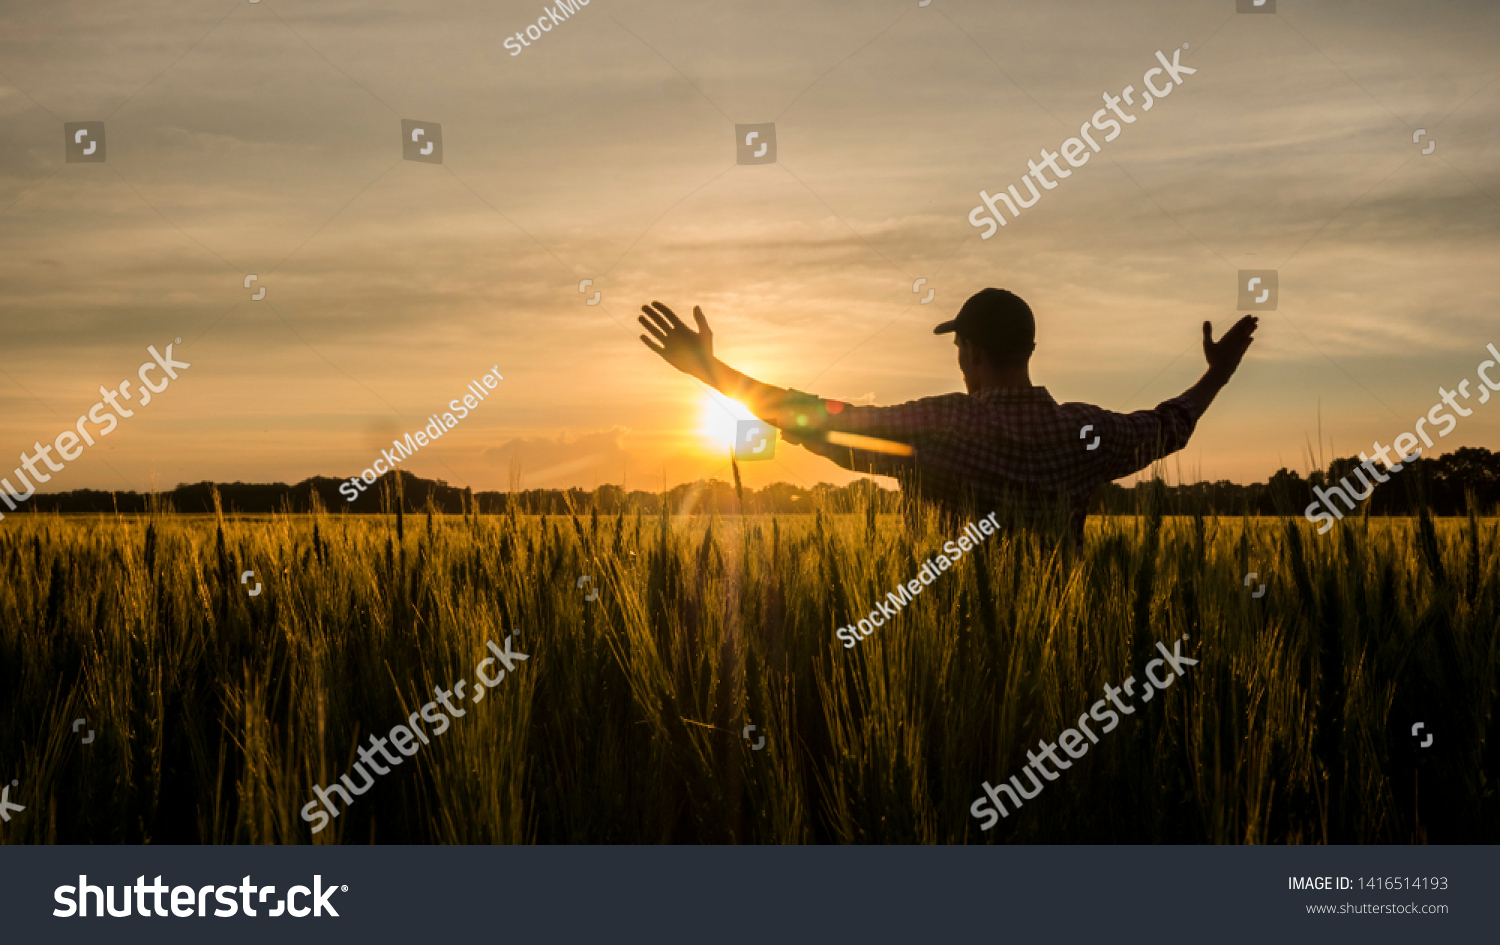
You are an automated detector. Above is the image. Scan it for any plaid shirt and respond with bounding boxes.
[775,386,1199,541]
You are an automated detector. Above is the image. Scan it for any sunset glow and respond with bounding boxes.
[696,391,759,457]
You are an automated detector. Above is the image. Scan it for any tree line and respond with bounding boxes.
[16,447,1500,517]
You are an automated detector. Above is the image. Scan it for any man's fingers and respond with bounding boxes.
[640,335,666,356]
[638,315,668,343]
[651,301,687,331]
[641,299,710,342]
[1206,315,1258,350]
[1226,315,1259,347]
[640,305,674,336]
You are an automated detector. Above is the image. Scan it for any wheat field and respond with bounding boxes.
[0,488,1495,844]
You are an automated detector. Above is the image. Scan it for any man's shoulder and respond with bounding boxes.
[1052,395,1199,423]
[846,391,970,412]
[971,386,1073,411]
[909,391,972,407]
[1052,399,1108,417]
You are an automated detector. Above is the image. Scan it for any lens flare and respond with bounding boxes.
[697,391,757,453]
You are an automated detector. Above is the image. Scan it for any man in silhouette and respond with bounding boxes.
[640,288,1257,542]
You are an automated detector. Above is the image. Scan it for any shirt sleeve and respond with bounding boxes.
[1095,395,1200,481]
[768,390,966,438]
[779,427,915,479]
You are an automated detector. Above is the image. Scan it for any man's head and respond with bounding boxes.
[934,288,1036,392]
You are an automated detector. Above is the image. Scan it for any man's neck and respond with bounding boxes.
[968,366,1033,393]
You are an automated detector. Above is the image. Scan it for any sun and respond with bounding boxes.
[697,390,758,455]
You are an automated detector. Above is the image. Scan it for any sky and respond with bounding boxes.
[1,0,1497,497]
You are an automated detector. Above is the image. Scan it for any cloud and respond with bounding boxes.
[1,0,1497,490]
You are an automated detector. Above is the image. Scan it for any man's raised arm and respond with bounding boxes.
[1091,314,1259,482]
[1180,315,1259,416]
[638,301,794,417]
[638,301,941,447]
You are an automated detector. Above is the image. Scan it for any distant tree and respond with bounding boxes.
[19,448,1500,519]
[1265,468,1311,515]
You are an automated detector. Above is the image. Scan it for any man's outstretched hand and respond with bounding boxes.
[639,301,794,416]
[640,301,715,383]
[1202,314,1258,380]
[1182,314,1259,416]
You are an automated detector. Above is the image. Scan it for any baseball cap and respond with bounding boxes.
[933,288,1035,364]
